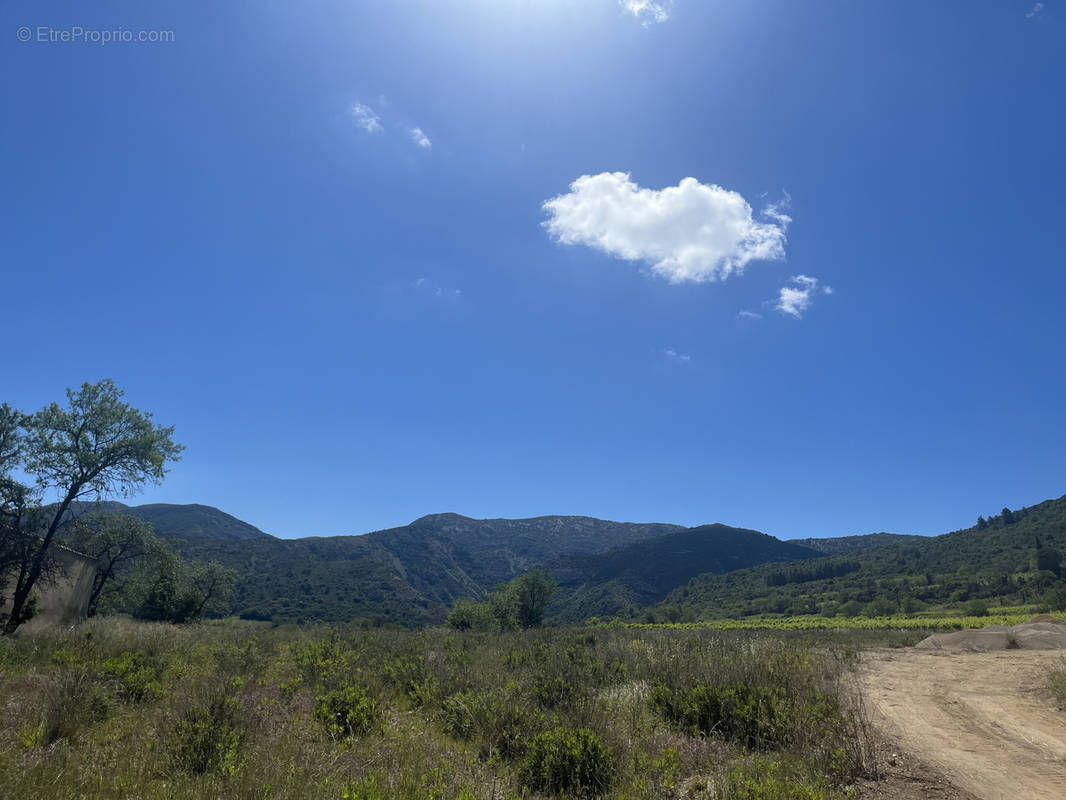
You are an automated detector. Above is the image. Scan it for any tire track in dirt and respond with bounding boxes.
[860,649,1066,800]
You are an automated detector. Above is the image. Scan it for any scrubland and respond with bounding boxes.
[0,618,901,800]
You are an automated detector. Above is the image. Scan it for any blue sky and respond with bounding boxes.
[3,1,1064,540]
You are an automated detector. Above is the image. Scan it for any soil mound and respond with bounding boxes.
[915,621,1066,652]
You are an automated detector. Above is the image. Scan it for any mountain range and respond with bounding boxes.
[87,494,1066,625]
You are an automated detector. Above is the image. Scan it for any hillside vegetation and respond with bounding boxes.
[549,525,820,622]
[93,507,817,625]
[655,495,1066,622]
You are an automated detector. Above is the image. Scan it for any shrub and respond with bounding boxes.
[440,688,542,760]
[650,681,790,749]
[963,599,990,617]
[382,655,442,708]
[101,650,165,703]
[532,671,578,709]
[518,726,614,799]
[292,635,357,687]
[315,684,382,740]
[1050,668,1066,709]
[167,690,243,776]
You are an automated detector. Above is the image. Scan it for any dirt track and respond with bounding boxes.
[860,649,1066,800]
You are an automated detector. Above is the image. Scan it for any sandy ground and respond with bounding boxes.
[859,649,1066,800]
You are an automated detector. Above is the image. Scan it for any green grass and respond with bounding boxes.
[0,617,879,799]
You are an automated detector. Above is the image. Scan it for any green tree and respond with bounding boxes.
[3,380,183,632]
[511,570,557,628]
[0,404,35,594]
[67,512,164,616]
[189,560,238,619]
[446,570,558,631]
[134,552,236,623]
[136,550,201,623]
[1034,547,1063,577]
[446,597,498,631]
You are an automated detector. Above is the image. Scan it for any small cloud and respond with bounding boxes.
[1026,2,1044,18]
[737,310,763,320]
[620,0,672,25]
[662,348,692,364]
[543,172,788,284]
[776,274,830,319]
[352,102,383,134]
[409,127,432,150]
[413,277,460,300]
[762,190,792,227]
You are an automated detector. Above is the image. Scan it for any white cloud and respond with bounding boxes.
[352,102,383,133]
[620,0,672,25]
[409,127,432,150]
[1026,2,1044,18]
[776,274,831,318]
[662,348,691,364]
[737,310,763,320]
[543,173,788,284]
[413,277,460,299]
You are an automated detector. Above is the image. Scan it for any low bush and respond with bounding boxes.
[440,687,544,760]
[650,681,792,749]
[1050,667,1066,708]
[518,726,614,798]
[101,650,165,703]
[315,684,382,740]
[166,688,244,776]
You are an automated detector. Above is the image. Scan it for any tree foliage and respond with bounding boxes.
[134,553,237,624]
[66,512,165,616]
[1,380,183,631]
[446,571,557,631]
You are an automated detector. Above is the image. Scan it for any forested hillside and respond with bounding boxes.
[547,524,820,622]
[656,496,1066,621]
[142,510,685,624]
[790,533,925,555]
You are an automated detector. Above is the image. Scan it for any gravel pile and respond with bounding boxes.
[915,619,1066,652]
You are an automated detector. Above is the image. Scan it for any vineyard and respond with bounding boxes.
[625,608,1063,632]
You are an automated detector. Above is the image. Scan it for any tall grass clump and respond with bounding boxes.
[166,681,244,776]
[518,726,615,798]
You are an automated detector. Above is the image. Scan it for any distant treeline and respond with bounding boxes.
[765,560,861,587]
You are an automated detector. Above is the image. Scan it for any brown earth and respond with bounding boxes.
[859,647,1066,800]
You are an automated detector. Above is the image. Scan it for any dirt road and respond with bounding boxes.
[860,649,1066,800]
